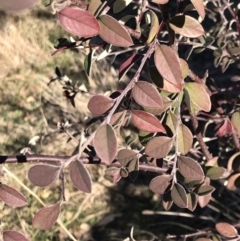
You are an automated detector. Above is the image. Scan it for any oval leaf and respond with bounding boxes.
[149,175,172,194]
[58,7,100,37]
[145,136,173,158]
[206,167,225,180]
[227,173,240,191]
[0,184,27,207]
[113,0,132,13]
[98,15,133,47]
[187,192,198,211]
[94,124,118,164]
[227,152,240,172]
[88,0,102,15]
[154,44,182,91]
[191,0,205,19]
[146,10,159,44]
[198,194,211,208]
[177,123,193,155]
[88,95,114,116]
[231,112,240,136]
[178,156,204,180]
[133,81,163,109]
[118,149,137,167]
[215,222,238,238]
[70,160,92,193]
[169,15,205,38]
[171,183,188,208]
[28,164,60,187]
[3,231,30,241]
[131,110,166,133]
[196,185,215,196]
[32,202,61,230]
[185,83,211,113]
[105,167,122,183]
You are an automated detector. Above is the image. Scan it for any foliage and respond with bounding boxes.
[0,0,240,240]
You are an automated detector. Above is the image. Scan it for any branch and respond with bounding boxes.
[0,155,168,174]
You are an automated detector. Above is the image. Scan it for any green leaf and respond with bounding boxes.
[113,0,132,13]
[177,123,193,155]
[171,183,188,208]
[206,167,225,180]
[146,10,159,44]
[231,112,240,136]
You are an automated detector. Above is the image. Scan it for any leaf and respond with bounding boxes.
[227,173,240,191]
[94,124,118,164]
[190,0,205,19]
[149,175,172,194]
[113,0,132,13]
[88,95,114,116]
[179,58,189,79]
[70,160,92,193]
[88,0,102,15]
[120,167,128,178]
[0,0,39,12]
[32,202,61,230]
[198,194,211,208]
[98,15,133,47]
[118,149,137,167]
[196,185,215,196]
[151,0,169,4]
[184,83,211,113]
[177,156,204,180]
[154,45,182,91]
[105,167,122,183]
[110,111,127,126]
[187,192,198,211]
[171,183,188,208]
[162,191,173,210]
[227,152,240,172]
[177,123,193,155]
[146,10,159,44]
[58,7,100,37]
[169,15,205,38]
[0,184,27,207]
[145,136,173,158]
[215,222,238,238]
[131,110,166,133]
[206,167,225,180]
[218,119,233,137]
[3,230,30,241]
[133,81,163,109]
[84,49,95,76]
[231,112,240,136]
[166,111,178,133]
[119,54,141,81]
[28,164,60,187]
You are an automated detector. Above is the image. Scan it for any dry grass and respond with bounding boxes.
[0,3,119,240]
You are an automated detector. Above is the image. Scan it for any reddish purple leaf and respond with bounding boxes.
[0,0,39,12]
[215,222,238,238]
[119,54,141,81]
[177,156,204,180]
[133,81,163,109]
[69,160,92,193]
[0,184,27,207]
[58,7,100,37]
[93,124,118,164]
[28,164,60,187]
[106,167,122,182]
[145,136,173,158]
[88,95,115,116]
[198,194,211,208]
[149,175,172,194]
[32,202,61,230]
[154,45,182,91]
[131,110,166,133]
[218,119,234,137]
[98,15,133,47]
[171,183,188,208]
[191,0,205,19]
[3,230,30,241]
